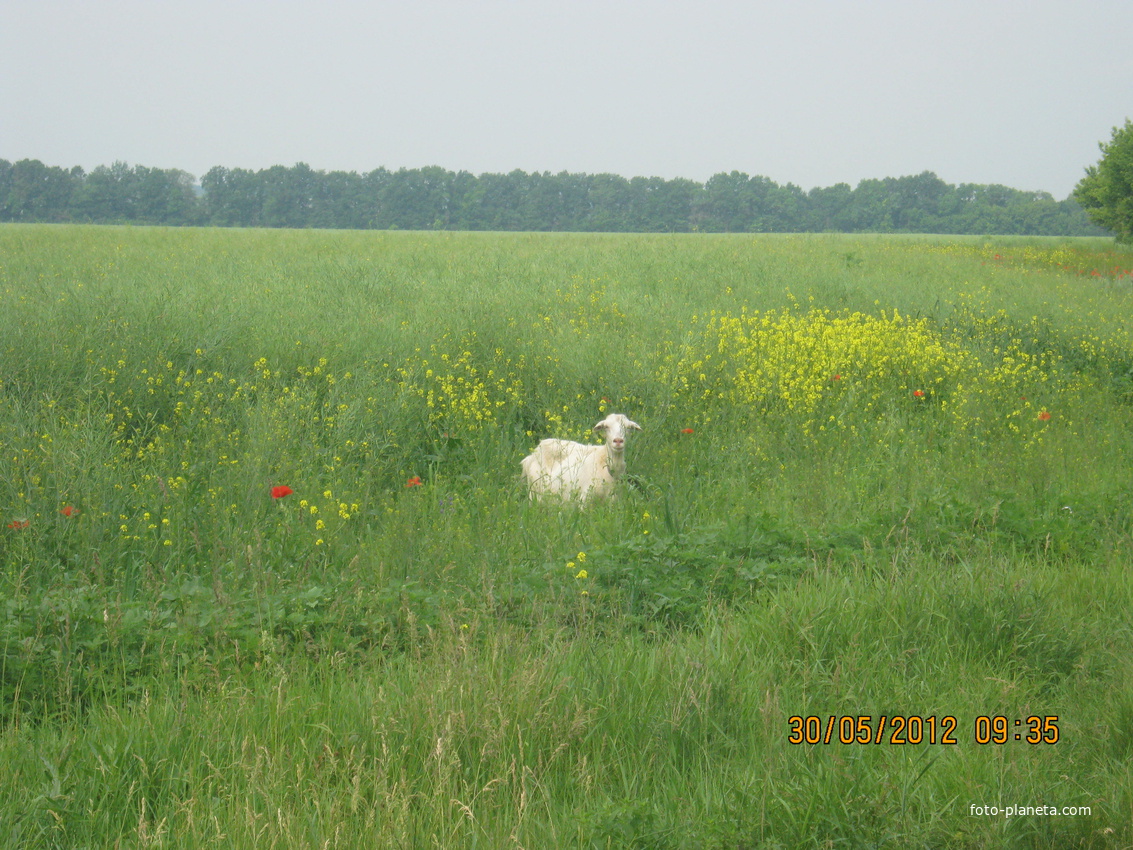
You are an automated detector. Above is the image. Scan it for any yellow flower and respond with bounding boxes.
[575,569,588,580]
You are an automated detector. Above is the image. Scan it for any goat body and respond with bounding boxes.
[521,413,641,503]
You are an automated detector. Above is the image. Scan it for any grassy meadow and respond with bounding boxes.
[2,224,1133,848]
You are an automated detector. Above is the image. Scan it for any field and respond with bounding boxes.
[2,225,1133,848]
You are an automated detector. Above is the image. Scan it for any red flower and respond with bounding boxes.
[681,428,695,434]
[913,389,926,398]
[832,374,841,381]
[271,485,294,499]
[406,476,423,488]
[61,506,78,517]
[1038,410,1052,421]
[7,519,29,530]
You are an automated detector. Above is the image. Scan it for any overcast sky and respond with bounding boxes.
[2,0,1130,199]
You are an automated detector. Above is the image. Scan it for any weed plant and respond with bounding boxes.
[2,226,1132,847]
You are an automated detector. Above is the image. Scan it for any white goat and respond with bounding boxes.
[521,413,642,503]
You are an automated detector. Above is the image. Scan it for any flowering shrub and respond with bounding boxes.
[670,305,1075,441]
[672,307,960,432]
[925,242,1133,280]
[393,331,524,433]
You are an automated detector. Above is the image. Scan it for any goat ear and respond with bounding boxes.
[592,420,607,432]
[627,419,642,431]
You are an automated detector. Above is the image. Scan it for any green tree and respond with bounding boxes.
[76,161,140,221]
[1,159,81,222]
[1074,118,1133,242]
[260,163,317,228]
[201,166,263,226]
[695,172,768,232]
[134,166,198,224]
[807,183,853,231]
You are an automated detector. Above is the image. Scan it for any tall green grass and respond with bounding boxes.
[2,225,1132,847]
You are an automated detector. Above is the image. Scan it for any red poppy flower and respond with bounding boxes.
[832,374,841,381]
[61,506,78,517]
[406,476,423,488]
[7,520,29,530]
[1038,410,1051,421]
[681,428,694,434]
[271,485,294,499]
[913,389,926,398]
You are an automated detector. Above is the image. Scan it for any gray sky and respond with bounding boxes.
[2,0,1130,199]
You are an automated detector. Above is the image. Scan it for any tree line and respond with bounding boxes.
[0,157,1109,236]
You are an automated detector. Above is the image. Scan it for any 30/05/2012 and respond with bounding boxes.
[787,715,1060,745]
